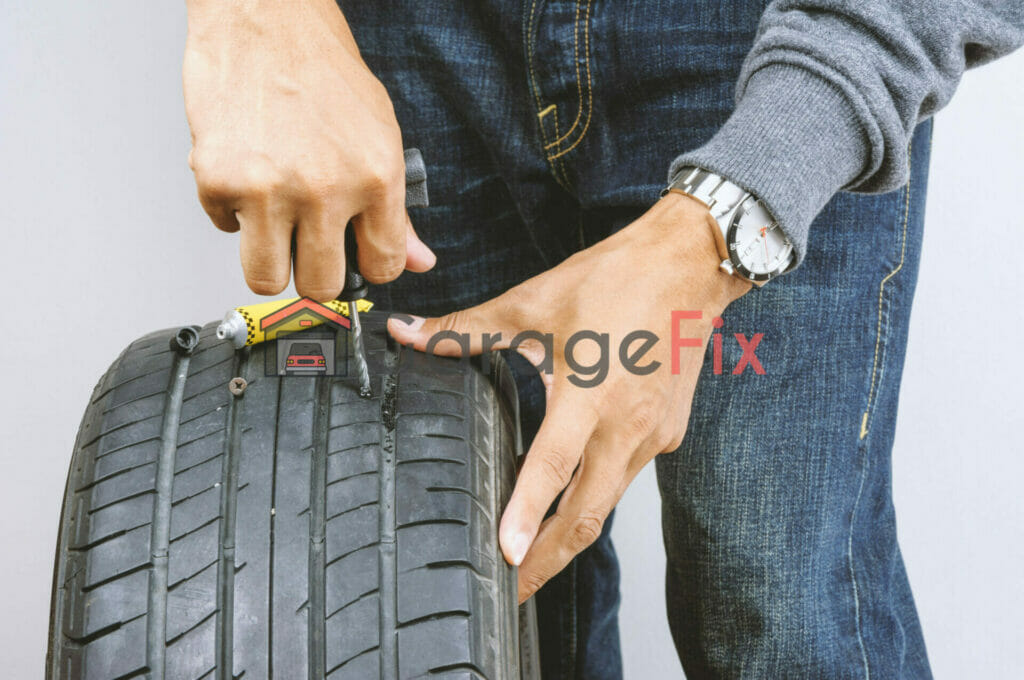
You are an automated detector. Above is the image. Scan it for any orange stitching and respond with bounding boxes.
[546,0,593,159]
[549,104,572,187]
[543,0,592,150]
[527,0,577,188]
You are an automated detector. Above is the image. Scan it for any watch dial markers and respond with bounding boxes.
[728,202,794,279]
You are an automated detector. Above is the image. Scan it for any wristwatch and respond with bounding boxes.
[665,166,794,286]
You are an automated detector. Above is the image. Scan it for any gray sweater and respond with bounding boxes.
[669,1,1024,267]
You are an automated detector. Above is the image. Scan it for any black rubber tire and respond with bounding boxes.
[47,311,540,680]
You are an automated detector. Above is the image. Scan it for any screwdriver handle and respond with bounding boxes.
[339,148,428,302]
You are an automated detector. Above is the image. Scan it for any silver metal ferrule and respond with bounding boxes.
[216,310,248,349]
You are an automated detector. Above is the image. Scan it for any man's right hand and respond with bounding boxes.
[184,0,435,301]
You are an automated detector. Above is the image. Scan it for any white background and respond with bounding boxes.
[1,3,1021,678]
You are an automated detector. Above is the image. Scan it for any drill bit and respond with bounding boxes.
[342,227,373,398]
[339,148,429,399]
[348,300,372,398]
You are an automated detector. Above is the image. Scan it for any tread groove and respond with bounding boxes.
[268,362,283,680]
[81,561,153,593]
[324,644,379,676]
[428,661,488,677]
[424,486,494,521]
[166,609,217,646]
[169,515,220,545]
[74,460,154,493]
[146,349,192,680]
[215,348,247,680]
[324,587,379,621]
[307,376,331,680]
[324,540,379,568]
[378,341,400,679]
[167,557,218,591]
[325,499,378,523]
[397,518,470,530]
[397,610,470,630]
[87,488,156,516]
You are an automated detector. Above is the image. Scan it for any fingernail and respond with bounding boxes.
[509,532,530,566]
[388,314,425,332]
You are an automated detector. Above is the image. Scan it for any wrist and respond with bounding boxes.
[637,192,752,309]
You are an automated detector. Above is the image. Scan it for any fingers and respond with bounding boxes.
[498,396,599,567]
[386,286,529,355]
[293,205,347,301]
[237,200,294,296]
[193,143,434,296]
[196,195,240,234]
[515,427,649,604]
[404,217,436,273]
[350,161,408,284]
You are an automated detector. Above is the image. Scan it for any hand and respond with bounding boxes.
[387,193,751,602]
[183,0,435,301]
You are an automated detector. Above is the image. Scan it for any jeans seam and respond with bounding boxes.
[859,137,914,441]
[544,0,594,160]
[847,449,872,680]
[848,137,915,680]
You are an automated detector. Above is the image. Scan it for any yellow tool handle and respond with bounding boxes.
[216,297,374,348]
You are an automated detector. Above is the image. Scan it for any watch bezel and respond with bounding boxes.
[725,196,794,283]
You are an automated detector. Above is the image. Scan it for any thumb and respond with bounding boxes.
[386,297,516,357]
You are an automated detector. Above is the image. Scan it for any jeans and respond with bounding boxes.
[339,1,933,677]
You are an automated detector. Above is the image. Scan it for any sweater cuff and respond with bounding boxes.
[668,64,868,268]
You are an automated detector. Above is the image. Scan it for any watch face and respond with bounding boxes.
[726,197,794,282]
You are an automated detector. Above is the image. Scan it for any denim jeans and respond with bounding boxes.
[339,1,933,677]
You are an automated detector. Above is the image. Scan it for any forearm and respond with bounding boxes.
[671,1,1024,266]
[185,0,361,62]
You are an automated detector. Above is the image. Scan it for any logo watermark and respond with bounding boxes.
[393,310,766,388]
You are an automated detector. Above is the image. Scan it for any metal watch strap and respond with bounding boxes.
[665,167,750,224]
[664,166,792,284]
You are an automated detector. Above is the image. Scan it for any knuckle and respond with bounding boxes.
[239,159,285,197]
[498,285,533,330]
[359,154,403,199]
[297,174,339,204]
[567,513,604,551]
[436,309,468,335]
[626,406,659,441]
[537,450,575,489]
[522,572,549,598]
[656,426,684,453]
[192,163,236,203]
[362,254,405,284]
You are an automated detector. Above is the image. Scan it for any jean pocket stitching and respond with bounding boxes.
[526,0,573,189]
[544,0,594,160]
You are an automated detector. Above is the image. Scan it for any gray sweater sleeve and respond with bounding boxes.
[669,1,1024,267]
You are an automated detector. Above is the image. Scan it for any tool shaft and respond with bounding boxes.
[349,306,372,398]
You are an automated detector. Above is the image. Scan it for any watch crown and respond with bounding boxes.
[719,259,735,276]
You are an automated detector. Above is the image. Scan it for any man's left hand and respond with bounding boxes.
[387,193,751,602]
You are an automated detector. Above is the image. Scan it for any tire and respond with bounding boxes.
[47,311,540,680]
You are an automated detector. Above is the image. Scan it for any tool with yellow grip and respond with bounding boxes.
[215,148,429,398]
[215,297,374,349]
